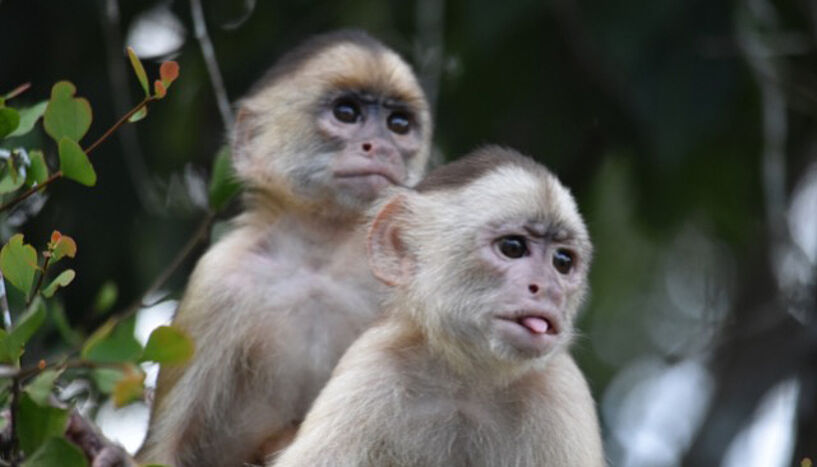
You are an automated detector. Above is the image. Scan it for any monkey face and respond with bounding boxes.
[316,90,424,205]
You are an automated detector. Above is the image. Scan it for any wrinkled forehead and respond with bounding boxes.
[424,165,586,238]
[297,43,428,109]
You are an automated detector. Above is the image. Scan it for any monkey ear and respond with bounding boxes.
[367,194,414,286]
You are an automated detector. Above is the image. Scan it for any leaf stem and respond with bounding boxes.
[27,255,50,306]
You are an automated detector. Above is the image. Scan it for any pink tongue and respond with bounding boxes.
[520,316,549,334]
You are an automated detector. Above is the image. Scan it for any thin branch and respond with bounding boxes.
[190,0,234,129]
[84,96,155,156]
[3,83,30,101]
[0,172,62,213]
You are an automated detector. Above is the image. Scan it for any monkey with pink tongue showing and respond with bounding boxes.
[272,146,604,467]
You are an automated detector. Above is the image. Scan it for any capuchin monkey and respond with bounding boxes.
[137,30,432,466]
[273,147,605,467]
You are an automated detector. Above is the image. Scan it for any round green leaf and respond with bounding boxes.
[9,297,47,354]
[0,233,38,295]
[58,137,96,186]
[0,107,20,139]
[22,437,88,467]
[9,101,47,138]
[42,269,75,298]
[92,281,118,315]
[140,325,194,365]
[43,81,92,143]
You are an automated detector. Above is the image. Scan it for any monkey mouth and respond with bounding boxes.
[496,311,560,336]
[333,168,401,186]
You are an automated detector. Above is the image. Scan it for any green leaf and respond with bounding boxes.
[25,150,48,187]
[127,47,150,97]
[128,106,148,123]
[81,316,143,363]
[5,297,47,361]
[92,281,118,315]
[91,367,124,394]
[140,325,194,365]
[208,146,241,211]
[0,107,20,139]
[0,329,14,363]
[112,367,145,407]
[0,233,38,295]
[22,437,88,467]
[58,137,96,186]
[0,160,26,194]
[43,81,92,143]
[42,269,75,298]
[16,393,70,456]
[9,101,47,138]
[24,369,62,406]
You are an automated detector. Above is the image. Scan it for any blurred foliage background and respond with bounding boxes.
[1,0,816,465]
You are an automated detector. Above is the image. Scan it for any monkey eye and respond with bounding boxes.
[496,236,528,259]
[387,112,412,134]
[333,99,361,124]
[552,249,574,274]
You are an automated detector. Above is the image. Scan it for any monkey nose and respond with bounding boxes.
[362,142,373,152]
[528,284,540,294]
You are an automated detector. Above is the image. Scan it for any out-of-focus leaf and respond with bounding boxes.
[160,61,180,88]
[16,393,69,456]
[0,329,13,363]
[0,107,20,139]
[208,146,240,211]
[154,80,167,99]
[127,47,150,97]
[81,316,142,363]
[24,369,62,406]
[58,137,96,186]
[128,106,148,123]
[50,301,82,347]
[92,281,118,315]
[4,297,47,362]
[9,101,47,138]
[92,367,125,394]
[49,231,77,262]
[42,269,75,298]
[25,150,48,187]
[140,325,194,365]
[112,367,145,407]
[0,160,26,194]
[0,233,38,295]
[22,436,87,467]
[43,81,92,144]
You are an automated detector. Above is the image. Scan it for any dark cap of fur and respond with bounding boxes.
[415,146,548,193]
[248,29,388,95]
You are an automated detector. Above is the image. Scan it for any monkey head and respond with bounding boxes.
[232,30,432,214]
[368,146,592,368]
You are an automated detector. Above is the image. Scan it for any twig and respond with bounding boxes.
[84,96,155,156]
[0,172,62,213]
[3,83,30,101]
[190,0,234,129]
